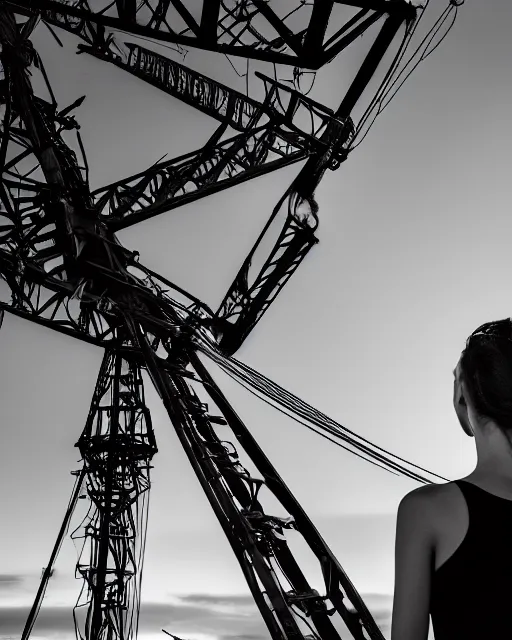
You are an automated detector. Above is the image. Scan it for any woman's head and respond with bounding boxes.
[458,318,512,448]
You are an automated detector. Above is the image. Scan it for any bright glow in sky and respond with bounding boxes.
[1,1,511,639]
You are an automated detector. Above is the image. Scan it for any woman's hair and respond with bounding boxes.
[460,318,512,447]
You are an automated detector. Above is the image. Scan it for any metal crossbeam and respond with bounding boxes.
[5,0,416,68]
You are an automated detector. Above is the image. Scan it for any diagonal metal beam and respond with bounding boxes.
[320,10,386,65]
[80,41,264,132]
[115,0,137,23]
[75,41,342,230]
[169,0,199,34]
[302,0,335,60]
[335,12,406,117]
[5,0,413,68]
[199,0,221,42]
[251,0,305,58]
[93,126,310,231]
[333,0,411,11]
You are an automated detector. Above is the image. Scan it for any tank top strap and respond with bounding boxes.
[453,479,512,522]
[453,479,483,500]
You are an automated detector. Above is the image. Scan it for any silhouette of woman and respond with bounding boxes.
[391,318,512,640]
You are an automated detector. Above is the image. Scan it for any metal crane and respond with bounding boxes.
[0,2,461,639]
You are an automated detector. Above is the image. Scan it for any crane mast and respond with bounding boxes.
[0,1,460,639]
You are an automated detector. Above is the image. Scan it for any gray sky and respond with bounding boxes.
[1,1,512,638]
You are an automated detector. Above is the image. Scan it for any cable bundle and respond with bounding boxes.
[192,328,449,486]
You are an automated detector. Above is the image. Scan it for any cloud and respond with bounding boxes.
[178,594,256,607]
[0,572,77,608]
[0,574,24,598]
[0,575,22,585]
[0,592,392,640]
[175,594,257,618]
[218,636,264,640]
[0,607,74,635]
[0,601,268,640]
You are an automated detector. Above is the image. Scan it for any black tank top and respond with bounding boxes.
[430,479,512,639]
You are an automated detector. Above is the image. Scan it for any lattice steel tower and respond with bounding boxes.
[0,1,461,639]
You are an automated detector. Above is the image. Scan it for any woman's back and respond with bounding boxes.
[392,320,512,640]
[430,478,512,639]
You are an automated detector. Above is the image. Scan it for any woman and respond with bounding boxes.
[391,318,512,640]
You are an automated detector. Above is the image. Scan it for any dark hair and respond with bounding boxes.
[460,318,512,448]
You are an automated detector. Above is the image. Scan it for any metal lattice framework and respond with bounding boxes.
[0,2,460,640]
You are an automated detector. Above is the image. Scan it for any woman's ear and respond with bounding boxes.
[459,385,467,405]
[455,379,475,437]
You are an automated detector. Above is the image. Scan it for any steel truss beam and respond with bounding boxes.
[78,14,402,353]
[19,346,157,640]
[72,348,157,640]
[131,319,388,640]
[0,1,447,638]
[79,41,346,230]
[0,0,407,351]
[5,0,416,69]
[15,290,389,640]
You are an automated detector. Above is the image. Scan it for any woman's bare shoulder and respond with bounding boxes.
[401,481,468,539]
[396,482,460,558]
[399,482,459,526]
[396,483,448,532]
[401,481,454,504]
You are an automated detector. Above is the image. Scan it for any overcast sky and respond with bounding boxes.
[1,1,511,639]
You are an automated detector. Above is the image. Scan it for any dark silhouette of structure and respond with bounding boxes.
[0,2,461,639]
